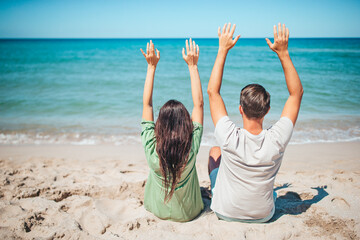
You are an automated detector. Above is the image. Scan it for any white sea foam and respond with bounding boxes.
[0,125,359,146]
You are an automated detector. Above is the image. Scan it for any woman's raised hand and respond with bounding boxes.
[182,38,199,66]
[265,23,289,55]
[140,40,160,67]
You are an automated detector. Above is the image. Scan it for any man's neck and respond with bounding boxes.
[242,117,264,135]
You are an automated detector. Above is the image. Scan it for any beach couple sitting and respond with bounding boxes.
[140,23,303,222]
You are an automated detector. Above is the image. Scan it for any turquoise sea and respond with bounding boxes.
[0,38,359,145]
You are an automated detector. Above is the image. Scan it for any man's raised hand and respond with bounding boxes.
[266,23,289,55]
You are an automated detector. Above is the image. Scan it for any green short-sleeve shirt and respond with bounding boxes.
[141,119,204,222]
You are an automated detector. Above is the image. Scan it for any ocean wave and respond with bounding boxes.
[0,132,142,145]
[1,125,359,146]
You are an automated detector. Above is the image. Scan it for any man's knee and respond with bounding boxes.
[208,146,221,175]
[209,146,221,160]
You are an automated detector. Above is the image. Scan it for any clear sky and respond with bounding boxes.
[0,0,359,38]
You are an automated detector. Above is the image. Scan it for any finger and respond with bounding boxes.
[150,40,154,53]
[282,24,286,38]
[273,25,277,40]
[182,48,186,59]
[197,45,199,56]
[278,23,282,38]
[156,49,160,59]
[265,38,272,48]
[233,35,240,45]
[140,48,146,58]
[230,24,236,36]
[218,27,221,37]
[226,22,231,33]
[186,39,189,54]
[146,42,149,54]
[286,28,289,41]
[222,23,227,34]
[193,40,196,52]
[189,38,193,51]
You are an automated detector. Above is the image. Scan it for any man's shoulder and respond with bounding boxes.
[267,117,293,134]
[214,115,244,151]
[265,117,294,150]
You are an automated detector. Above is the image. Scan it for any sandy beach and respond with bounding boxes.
[0,142,359,239]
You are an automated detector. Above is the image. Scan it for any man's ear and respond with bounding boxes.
[239,105,243,116]
[265,107,271,116]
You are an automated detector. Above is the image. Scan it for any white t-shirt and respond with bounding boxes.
[210,116,293,220]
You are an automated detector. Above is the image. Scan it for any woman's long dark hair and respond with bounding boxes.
[155,100,193,202]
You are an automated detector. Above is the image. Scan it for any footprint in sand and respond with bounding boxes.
[23,212,45,232]
[95,198,143,221]
[331,196,350,208]
[78,210,111,235]
[76,198,146,235]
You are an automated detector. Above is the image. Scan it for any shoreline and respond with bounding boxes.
[1,141,359,167]
[1,142,359,239]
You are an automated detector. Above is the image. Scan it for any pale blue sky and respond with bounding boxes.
[0,0,359,38]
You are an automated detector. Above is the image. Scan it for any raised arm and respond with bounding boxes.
[182,38,203,125]
[266,23,303,125]
[207,23,241,126]
[140,40,160,121]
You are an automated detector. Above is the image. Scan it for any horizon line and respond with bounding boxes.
[1,37,360,40]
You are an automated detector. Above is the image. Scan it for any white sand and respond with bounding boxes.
[0,142,359,239]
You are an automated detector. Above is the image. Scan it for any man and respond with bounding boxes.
[207,23,303,222]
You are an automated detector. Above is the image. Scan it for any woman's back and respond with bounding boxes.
[141,120,203,221]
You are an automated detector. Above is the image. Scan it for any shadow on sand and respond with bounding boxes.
[200,184,329,222]
[200,187,213,214]
[270,184,329,222]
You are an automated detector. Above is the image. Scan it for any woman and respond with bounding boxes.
[140,39,204,222]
